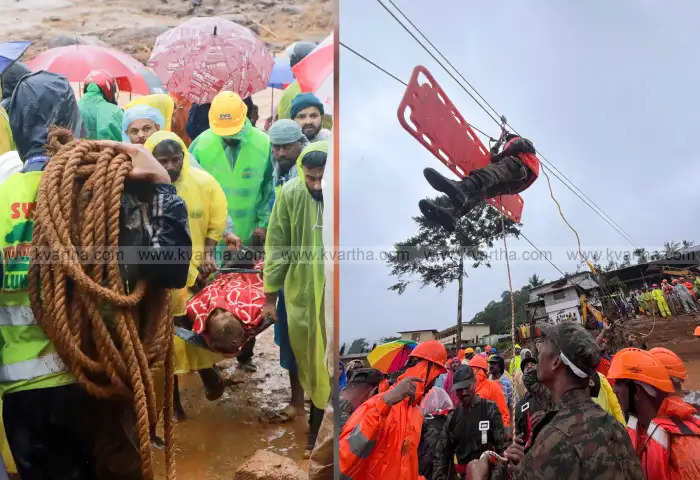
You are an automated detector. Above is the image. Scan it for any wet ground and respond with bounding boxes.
[154,328,309,478]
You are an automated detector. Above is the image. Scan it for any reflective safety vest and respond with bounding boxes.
[626,414,700,480]
[0,171,67,383]
[191,127,270,245]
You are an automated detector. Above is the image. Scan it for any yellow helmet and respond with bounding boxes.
[209,91,247,136]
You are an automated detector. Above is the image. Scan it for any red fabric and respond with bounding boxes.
[597,357,611,378]
[683,282,696,299]
[502,137,540,185]
[186,270,265,337]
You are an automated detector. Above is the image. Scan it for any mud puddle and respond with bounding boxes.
[154,328,308,479]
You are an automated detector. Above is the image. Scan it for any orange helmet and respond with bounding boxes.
[649,347,687,381]
[695,326,700,337]
[409,340,447,368]
[469,355,489,372]
[608,348,674,393]
[485,345,492,352]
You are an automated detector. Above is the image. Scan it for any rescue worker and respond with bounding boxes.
[469,355,510,428]
[513,354,552,445]
[2,71,191,479]
[509,344,522,376]
[77,70,124,141]
[290,93,331,142]
[309,368,384,480]
[652,283,672,318]
[266,119,308,421]
[145,131,229,419]
[126,94,175,130]
[420,134,540,231]
[693,275,700,298]
[467,321,644,480]
[434,365,507,480]
[339,340,447,479]
[609,348,700,479]
[190,91,273,247]
[263,142,330,455]
[464,346,475,362]
[673,279,697,314]
[489,354,514,408]
[648,347,688,395]
[679,277,696,300]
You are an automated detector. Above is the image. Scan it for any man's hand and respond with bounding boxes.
[200,254,217,278]
[504,436,525,466]
[252,228,267,246]
[382,376,422,406]
[466,457,491,480]
[97,141,171,184]
[224,232,242,251]
[262,294,277,323]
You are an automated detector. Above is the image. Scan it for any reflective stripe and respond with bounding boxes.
[347,424,375,459]
[0,352,66,382]
[0,305,36,326]
[648,421,669,449]
[627,415,638,431]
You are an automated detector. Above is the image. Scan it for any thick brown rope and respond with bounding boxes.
[28,129,175,480]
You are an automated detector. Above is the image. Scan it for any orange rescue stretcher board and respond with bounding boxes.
[397,65,524,223]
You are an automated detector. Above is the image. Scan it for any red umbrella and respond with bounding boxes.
[25,45,150,94]
[148,17,274,104]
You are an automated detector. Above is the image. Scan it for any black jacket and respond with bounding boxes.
[418,411,449,480]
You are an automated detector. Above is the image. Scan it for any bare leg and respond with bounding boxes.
[173,375,186,421]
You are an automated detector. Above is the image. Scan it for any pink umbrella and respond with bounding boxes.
[26,45,151,94]
[148,17,274,104]
[292,33,333,111]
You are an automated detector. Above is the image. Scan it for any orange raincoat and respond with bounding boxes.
[339,360,444,480]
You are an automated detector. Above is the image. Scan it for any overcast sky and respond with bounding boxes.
[338,0,700,345]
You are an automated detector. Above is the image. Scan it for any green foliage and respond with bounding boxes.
[469,286,532,335]
[347,338,370,354]
[380,335,401,343]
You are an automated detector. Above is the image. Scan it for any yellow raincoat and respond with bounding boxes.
[264,141,330,409]
[0,92,14,155]
[145,131,228,374]
[126,94,174,131]
[593,372,625,424]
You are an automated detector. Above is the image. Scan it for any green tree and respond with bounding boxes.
[386,198,520,347]
[347,338,369,354]
[633,248,648,265]
[380,335,401,344]
[527,274,545,288]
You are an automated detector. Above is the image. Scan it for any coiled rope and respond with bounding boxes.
[28,128,175,480]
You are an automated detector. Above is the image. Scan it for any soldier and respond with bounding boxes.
[513,355,553,445]
[467,322,644,480]
[433,365,507,480]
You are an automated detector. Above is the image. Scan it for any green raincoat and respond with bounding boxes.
[77,83,124,141]
[264,141,329,409]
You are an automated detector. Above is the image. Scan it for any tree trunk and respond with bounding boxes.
[456,253,464,349]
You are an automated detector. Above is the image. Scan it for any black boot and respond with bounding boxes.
[424,168,476,209]
[419,199,458,232]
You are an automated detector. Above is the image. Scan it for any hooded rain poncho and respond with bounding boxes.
[264,141,329,410]
[121,104,165,143]
[126,94,174,131]
[77,83,123,141]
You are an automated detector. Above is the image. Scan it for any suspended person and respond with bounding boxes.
[434,365,508,480]
[513,354,553,445]
[265,119,308,421]
[263,141,330,455]
[77,70,124,141]
[469,355,510,429]
[2,71,191,479]
[652,283,672,318]
[489,354,514,409]
[276,41,316,120]
[144,131,231,420]
[609,348,700,479]
[509,344,523,376]
[339,340,447,480]
[190,91,273,248]
[291,93,331,142]
[466,322,644,480]
[420,134,540,231]
[309,368,384,480]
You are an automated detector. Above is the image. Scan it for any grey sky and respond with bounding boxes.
[339,0,700,345]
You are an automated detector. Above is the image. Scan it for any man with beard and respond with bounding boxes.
[266,119,308,422]
[291,93,331,142]
[339,340,447,480]
[263,141,330,456]
[434,365,508,480]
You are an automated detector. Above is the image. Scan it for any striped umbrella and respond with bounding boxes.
[367,339,417,374]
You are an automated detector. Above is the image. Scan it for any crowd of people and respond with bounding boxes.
[0,37,332,478]
[336,324,699,479]
[627,277,700,318]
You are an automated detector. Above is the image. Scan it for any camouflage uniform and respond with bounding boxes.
[434,398,507,480]
[503,388,644,479]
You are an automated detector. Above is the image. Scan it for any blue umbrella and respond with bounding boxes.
[0,42,31,75]
[267,58,294,89]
